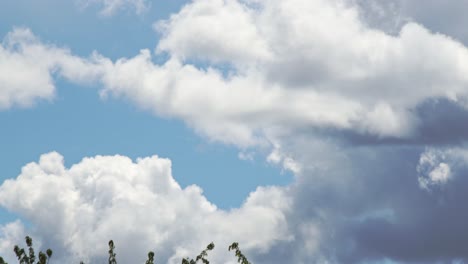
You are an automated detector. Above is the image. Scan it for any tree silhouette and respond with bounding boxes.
[228,242,250,264]
[181,242,215,264]
[0,236,52,264]
[0,237,251,264]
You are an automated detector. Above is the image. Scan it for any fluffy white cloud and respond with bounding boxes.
[0,28,102,110]
[5,0,468,146]
[0,221,26,263]
[96,51,365,147]
[157,0,468,103]
[0,28,57,109]
[156,0,271,63]
[0,152,293,263]
[104,0,468,145]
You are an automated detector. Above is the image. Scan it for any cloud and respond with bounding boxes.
[417,149,452,189]
[0,28,57,109]
[5,147,468,263]
[5,0,468,145]
[0,152,292,263]
[417,147,468,190]
[0,28,103,110]
[272,142,468,263]
[118,0,468,145]
[266,144,302,174]
[4,1,468,263]
[399,0,468,45]
[0,221,26,263]
[351,0,408,34]
[156,0,271,63]
[77,0,149,16]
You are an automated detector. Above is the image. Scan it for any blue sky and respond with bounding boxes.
[2,1,468,263]
[0,0,291,212]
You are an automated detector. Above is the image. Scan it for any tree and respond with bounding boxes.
[181,242,215,264]
[0,237,251,264]
[0,236,52,264]
[108,240,117,264]
[228,242,250,264]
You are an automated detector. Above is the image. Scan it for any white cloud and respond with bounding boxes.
[0,28,103,110]
[267,144,302,174]
[94,51,365,147]
[77,0,149,16]
[5,0,468,146]
[0,28,57,109]
[0,152,293,263]
[100,0,468,146]
[0,221,26,263]
[415,148,468,190]
[156,0,271,64]
[429,163,451,183]
[359,102,417,137]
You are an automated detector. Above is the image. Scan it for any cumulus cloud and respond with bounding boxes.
[0,221,26,262]
[0,28,103,110]
[0,152,292,263]
[4,0,468,145]
[4,0,468,263]
[156,0,271,63]
[118,0,468,145]
[0,28,57,109]
[6,148,468,263]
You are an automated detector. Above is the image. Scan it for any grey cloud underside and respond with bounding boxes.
[400,0,468,45]
[255,145,468,264]
[343,151,468,263]
[353,0,468,45]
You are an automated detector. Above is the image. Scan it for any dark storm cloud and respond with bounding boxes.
[249,144,468,263]
[343,152,468,263]
[415,98,468,144]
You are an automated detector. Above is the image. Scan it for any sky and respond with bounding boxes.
[1,0,468,263]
